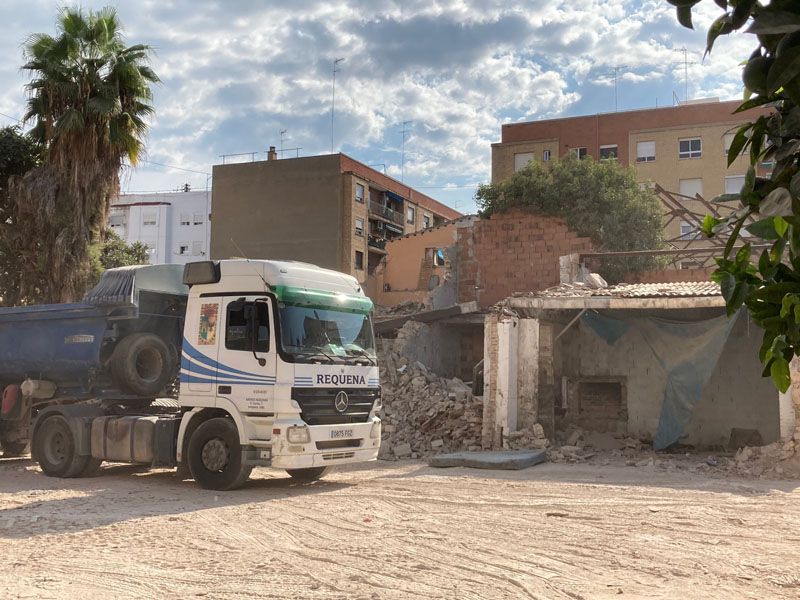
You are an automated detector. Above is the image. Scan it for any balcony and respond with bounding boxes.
[369,201,404,226]
[368,235,387,253]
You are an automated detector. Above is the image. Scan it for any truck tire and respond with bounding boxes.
[286,467,329,482]
[33,415,90,478]
[110,333,174,396]
[0,440,30,457]
[79,457,103,477]
[187,418,252,490]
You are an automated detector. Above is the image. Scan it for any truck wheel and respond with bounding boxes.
[187,418,252,490]
[286,467,329,482]
[1,440,30,457]
[80,457,103,477]
[33,415,89,478]
[110,333,174,396]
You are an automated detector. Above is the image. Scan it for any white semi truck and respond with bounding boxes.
[0,260,381,490]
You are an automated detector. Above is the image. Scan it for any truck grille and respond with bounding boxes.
[291,387,379,425]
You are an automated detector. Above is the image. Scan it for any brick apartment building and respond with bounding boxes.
[210,150,461,283]
[492,98,771,247]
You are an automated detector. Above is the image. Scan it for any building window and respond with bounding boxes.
[636,141,656,162]
[192,241,204,256]
[355,217,364,237]
[225,301,269,353]
[679,178,703,198]
[178,244,189,255]
[724,175,746,195]
[108,213,126,229]
[433,248,445,267]
[679,138,702,159]
[193,212,204,225]
[423,214,431,228]
[680,222,699,240]
[543,149,551,161]
[142,212,157,227]
[514,152,534,172]
[599,145,618,160]
[180,213,190,226]
[355,183,365,203]
[354,250,364,270]
[570,147,588,159]
[406,206,416,224]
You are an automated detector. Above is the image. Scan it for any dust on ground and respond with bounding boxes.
[1,457,799,600]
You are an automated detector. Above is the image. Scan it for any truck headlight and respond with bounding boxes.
[287,425,311,444]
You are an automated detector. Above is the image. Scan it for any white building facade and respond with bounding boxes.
[108,190,212,265]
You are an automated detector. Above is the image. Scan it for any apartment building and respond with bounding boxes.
[107,190,212,265]
[491,99,771,248]
[210,150,461,283]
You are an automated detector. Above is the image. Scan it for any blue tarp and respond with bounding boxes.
[581,309,740,450]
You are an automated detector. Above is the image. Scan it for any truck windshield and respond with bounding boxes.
[278,303,376,363]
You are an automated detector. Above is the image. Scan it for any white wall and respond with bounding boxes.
[108,190,211,265]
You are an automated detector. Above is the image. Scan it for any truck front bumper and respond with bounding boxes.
[269,416,380,469]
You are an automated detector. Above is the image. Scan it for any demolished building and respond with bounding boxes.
[482,281,799,451]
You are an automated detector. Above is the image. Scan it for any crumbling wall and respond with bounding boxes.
[390,320,461,378]
[456,208,594,308]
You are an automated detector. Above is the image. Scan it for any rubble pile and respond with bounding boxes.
[503,424,550,450]
[732,440,800,478]
[377,329,483,459]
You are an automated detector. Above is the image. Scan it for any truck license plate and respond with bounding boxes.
[330,429,353,439]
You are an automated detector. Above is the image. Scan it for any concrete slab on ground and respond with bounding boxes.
[428,450,547,470]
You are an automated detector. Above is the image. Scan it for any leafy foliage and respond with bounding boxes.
[669,0,800,392]
[4,7,158,304]
[98,229,149,270]
[475,156,664,282]
[0,127,41,306]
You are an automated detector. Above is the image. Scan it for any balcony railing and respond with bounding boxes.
[369,201,404,226]
[368,235,387,250]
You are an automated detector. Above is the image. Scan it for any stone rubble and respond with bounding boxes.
[377,324,484,459]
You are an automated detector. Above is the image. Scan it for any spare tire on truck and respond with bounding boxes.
[110,333,174,396]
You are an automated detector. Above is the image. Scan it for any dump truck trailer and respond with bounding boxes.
[0,260,381,490]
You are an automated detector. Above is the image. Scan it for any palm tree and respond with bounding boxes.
[7,7,158,303]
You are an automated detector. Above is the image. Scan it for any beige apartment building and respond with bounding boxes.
[210,150,461,283]
[492,99,772,248]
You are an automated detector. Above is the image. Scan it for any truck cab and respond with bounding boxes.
[175,259,381,488]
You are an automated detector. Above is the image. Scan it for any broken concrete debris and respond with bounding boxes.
[378,322,484,459]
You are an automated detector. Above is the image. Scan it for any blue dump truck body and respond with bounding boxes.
[0,302,110,387]
[0,265,188,454]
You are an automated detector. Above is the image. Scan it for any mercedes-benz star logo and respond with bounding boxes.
[334,391,349,413]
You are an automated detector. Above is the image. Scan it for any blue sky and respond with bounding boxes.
[0,1,755,214]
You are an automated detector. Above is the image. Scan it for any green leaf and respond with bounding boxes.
[746,11,800,35]
[718,270,736,302]
[744,164,756,193]
[759,187,793,217]
[735,243,751,267]
[770,357,791,392]
[706,14,734,55]
[733,96,773,113]
[746,217,781,240]
[677,5,694,29]
[701,214,722,237]
[758,248,773,276]
[728,282,749,316]
[726,127,750,166]
[767,45,800,93]
[774,216,789,238]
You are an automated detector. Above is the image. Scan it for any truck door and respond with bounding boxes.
[183,299,221,394]
[217,297,276,412]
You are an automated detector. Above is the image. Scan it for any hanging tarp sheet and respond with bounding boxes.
[581,309,740,450]
[84,264,187,306]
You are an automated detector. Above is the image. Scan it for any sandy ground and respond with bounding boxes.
[1,457,799,600]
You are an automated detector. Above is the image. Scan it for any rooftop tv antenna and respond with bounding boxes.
[674,47,697,102]
[400,120,412,182]
[611,66,627,112]
[279,129,288,157]
[330,57,345,154]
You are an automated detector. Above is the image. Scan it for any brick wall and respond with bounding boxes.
[457,208,594,307]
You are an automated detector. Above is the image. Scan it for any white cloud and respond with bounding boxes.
[0,0,757,212]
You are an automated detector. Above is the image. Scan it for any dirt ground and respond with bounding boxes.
[1,457,799,600]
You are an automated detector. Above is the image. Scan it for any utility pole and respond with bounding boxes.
[400,120,412,182]
[279,129,288,158]
[330,57,344,154]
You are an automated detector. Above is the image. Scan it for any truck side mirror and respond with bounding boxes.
[245,304,266,366]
